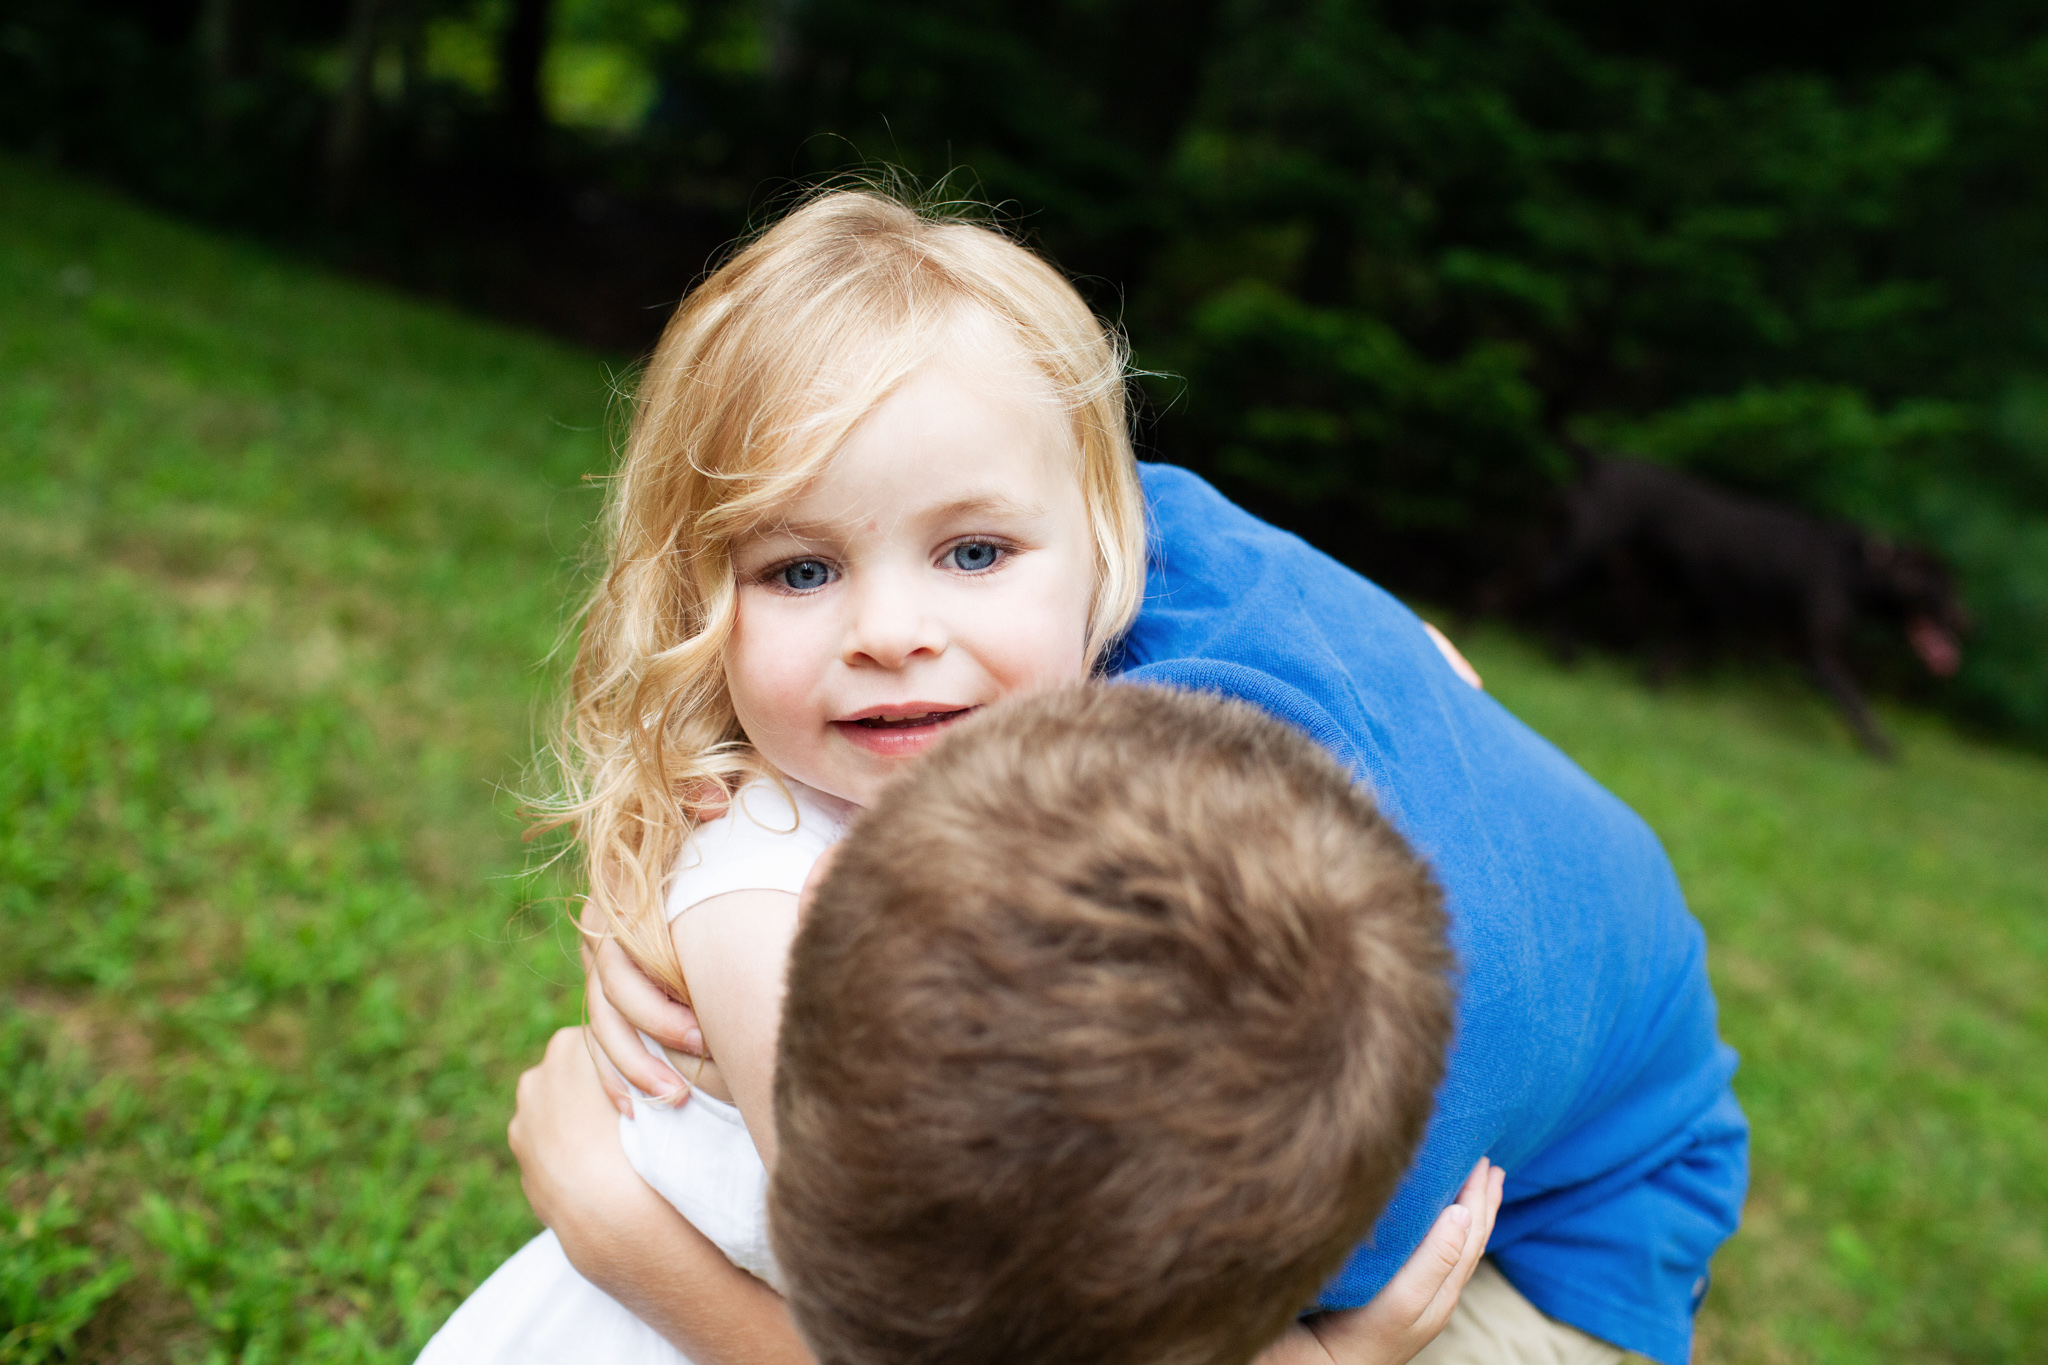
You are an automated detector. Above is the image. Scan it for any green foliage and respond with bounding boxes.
[765,0,2048,741]
[1150,4,2048,738]
[3,156,2045,1363]
[0,1187,130,1365]
[7,0,2048,736]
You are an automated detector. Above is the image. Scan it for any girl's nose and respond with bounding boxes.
[842,577,948,669]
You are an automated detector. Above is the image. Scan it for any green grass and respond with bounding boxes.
[1462,635,2048,1364]
[2,156,2045,1364]
[0,156,608,1361]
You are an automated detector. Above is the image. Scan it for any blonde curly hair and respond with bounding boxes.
[542,189,1148,995]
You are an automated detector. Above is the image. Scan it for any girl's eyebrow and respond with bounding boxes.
[768,493,1044,541]
[919,493,1044,523]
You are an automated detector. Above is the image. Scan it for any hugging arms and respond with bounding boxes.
[493,461,1746,1365]
[515,688,1507,1365]
[438,188,1741,1365]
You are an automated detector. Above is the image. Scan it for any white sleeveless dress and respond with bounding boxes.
[417,781,853,1364]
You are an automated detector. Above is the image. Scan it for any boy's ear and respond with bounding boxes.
[798,844,843,924]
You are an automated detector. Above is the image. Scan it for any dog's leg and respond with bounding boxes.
[1810,651,1892,757]
[1537,550,1594,664]
[1532,489,1613,664]
[1646,642,1681,689]
[1805,595,1893,758]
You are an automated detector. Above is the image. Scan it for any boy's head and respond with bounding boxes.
[771,684,1456,1365]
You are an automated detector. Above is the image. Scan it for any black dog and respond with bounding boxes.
[1537,457,1969,756]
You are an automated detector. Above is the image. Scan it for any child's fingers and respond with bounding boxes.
[593,933,705,1053]
[1379,1177,1478,1318]
[579,1018,637,1118]
[593,933,704,1049]
[1423,621,1485,690]
[584,989,658,1115]
[1416,1160,1502,1334]
[1304,1159,1499,1365]
[1455,1158,1498,1257]
[1452,1155,1491,1210]
[1306,1196,1471,1363]
[1478,1163,1505,1246]
[584,951,690,1113]
[1422,1201,1476,1286]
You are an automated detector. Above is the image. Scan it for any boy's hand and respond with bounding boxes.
[1257,1158,1505,1365]
[581,899,703,1115]
[509,1025,661,1243]
[509,1027,816,1364]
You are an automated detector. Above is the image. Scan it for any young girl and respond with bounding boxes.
[421,190,1495,1365]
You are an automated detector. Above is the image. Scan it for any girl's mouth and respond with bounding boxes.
[852,709,973,729]
[832,706,978,756]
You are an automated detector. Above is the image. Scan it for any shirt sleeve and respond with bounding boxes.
[663,780,853,922]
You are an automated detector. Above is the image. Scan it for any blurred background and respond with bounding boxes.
[12,0,2048,737]
[2,3,2045,1362]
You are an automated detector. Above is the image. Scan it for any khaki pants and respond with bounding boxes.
[1412,1261,1637,1365]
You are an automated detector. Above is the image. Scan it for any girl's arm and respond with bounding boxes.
[575,886,798,1133]
[662,888,803,1166]
[509,1025,815,1365]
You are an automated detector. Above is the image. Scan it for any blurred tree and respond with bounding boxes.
[3,0,2046,738]
[326,0,385,209]
[196,0,245,144]
[500,0,557,152]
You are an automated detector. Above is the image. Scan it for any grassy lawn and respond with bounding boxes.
[3,157,2044,1364]
[1465,635,2048,1364]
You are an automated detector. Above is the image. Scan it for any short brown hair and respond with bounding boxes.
[771,684,1455,1365]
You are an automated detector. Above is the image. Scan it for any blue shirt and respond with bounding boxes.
[1113,464,1747,1365]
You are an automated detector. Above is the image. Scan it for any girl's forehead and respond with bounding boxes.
[736,359,1080,542]
[792,317,1073,460]
[863,303,1063,409]
[715,305,1085,541]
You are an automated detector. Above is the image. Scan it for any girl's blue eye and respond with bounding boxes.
[950,542,1003,573]
[778,559,836,592]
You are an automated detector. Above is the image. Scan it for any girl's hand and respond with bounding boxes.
[580,844,843,1119]
[581,899,704,1115]
[1257,1158,1505,1365]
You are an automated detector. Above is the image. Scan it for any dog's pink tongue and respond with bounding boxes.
[1908,616,1962,677]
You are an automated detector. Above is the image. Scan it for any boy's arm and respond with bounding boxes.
[1258,1160,1504,1365]
[509,1026,816,1365]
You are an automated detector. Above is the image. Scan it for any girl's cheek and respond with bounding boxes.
[728,601,820,728]
[755,628,824,705]
[1018,569,1092,687]
[1009,597,1092,690]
